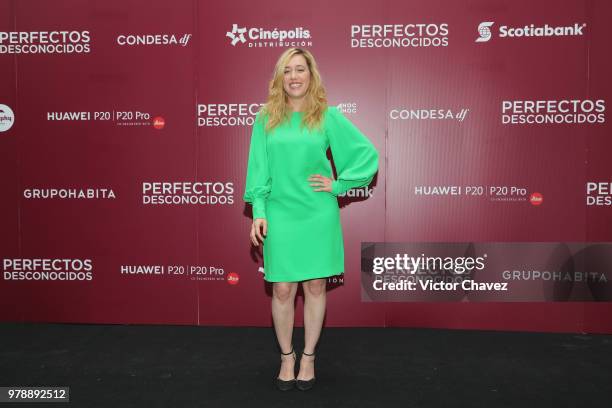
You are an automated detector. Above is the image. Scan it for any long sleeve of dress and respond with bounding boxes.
[243,112,271,219]
[325,107,379,196]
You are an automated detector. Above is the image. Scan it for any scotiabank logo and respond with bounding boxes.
[475,22,494,42]
[476,21,586,42]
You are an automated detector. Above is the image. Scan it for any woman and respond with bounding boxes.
[243,47,379,391]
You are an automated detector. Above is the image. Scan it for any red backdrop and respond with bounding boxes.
[1,0,611,333]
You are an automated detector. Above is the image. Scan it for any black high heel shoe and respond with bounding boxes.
[275,345,296,391]
[296,350,316,391]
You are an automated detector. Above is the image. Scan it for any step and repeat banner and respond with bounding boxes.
[1,0,611,333]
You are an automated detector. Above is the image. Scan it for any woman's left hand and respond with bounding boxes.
[308,174,333,193]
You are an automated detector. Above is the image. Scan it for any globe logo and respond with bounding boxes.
[476,21,494,43]
[0,104,15,132]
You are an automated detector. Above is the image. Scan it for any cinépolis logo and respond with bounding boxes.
[116,33,192,47]
[351,23,449,48]
[586,181,612,206]
[502,99,605,125]
[0,30,91,54]
[197,103,263,127]
[226,24,312,47]
[475,21,586,42]
[142,181,234,205]
[3,258,94,281]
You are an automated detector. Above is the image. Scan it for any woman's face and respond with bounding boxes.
[283,54,310,101]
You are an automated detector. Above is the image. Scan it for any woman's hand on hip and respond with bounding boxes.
[308,174,333,193]
[250,218,267,246]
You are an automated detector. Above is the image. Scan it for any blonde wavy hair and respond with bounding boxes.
[260,47,328,132]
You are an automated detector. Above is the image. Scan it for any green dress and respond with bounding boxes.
[243,106,379,282]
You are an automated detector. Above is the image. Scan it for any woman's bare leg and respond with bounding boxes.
[272,281,298,380]
[298,278,326,380]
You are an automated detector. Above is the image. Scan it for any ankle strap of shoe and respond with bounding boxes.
[302,350,315,356]
[280,345,294,355]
